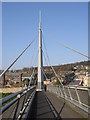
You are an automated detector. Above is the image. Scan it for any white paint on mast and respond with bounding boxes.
[37,11,43,91]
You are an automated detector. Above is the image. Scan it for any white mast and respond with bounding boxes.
[37,11,43,91]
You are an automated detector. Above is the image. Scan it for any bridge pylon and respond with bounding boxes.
[37,11,43,91]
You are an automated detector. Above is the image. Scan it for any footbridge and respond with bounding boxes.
[1,85,89,119]
[0,12,90,119]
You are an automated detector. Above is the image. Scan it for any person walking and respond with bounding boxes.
[44,84,47,92]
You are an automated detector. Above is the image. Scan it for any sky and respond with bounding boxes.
[2,2,88,70]
[1,0,90,2]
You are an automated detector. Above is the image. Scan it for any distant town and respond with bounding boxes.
[0,60,90,88]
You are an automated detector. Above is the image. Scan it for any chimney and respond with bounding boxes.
[2,74,5,88]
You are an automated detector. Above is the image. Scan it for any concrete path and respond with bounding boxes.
[26,91,85,119]
[45,91,84,119]
[26,91,56,119]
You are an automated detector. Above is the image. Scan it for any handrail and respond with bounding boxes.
[2,97,18,113]
[65,85,90,89]
[0,39,36,78]
[47,85,90,114]
[1,85,36,119]
[2,86,36,104]
[2,89,25,104]
[54,85,90,90]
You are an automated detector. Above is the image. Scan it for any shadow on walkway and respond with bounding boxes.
[26,91,62,120]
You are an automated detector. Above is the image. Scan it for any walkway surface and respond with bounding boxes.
[26,91,84,119]
[26,91,56,119]
[45,91,84,119]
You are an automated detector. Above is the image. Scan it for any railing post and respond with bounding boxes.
[68,86,73,100]
[75,87,81,104]
[19,90,27,115]
[56,86,59,95]
[62,86,67,98]
[57,86,60,96]
[13,94,20,120]
[59,86,63,97]
[88,89,90,107]
[52,86,54,93]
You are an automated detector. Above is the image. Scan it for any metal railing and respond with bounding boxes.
[1,86,36,119]
[47,85,90,114]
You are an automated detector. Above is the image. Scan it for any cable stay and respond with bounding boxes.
[42,45,67,97]
[0,35,38,78]
[29,68,35,87]
[43,49,63,86]
[42,40,68,96]
[42,39,63,86]
[42,50,49,67]
[29,38,38,81]
[29,50,38,86]
[28,38,37,82]
[53,39,89,59]
[41,67,48,80]
[30,37,38,67]
[29,49,39,86]
[32,50,39,68]
[42,32,89,59]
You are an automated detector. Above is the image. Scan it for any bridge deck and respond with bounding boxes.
[45,91,84,119]
[26,91,56,119]
[26,91,84,119]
